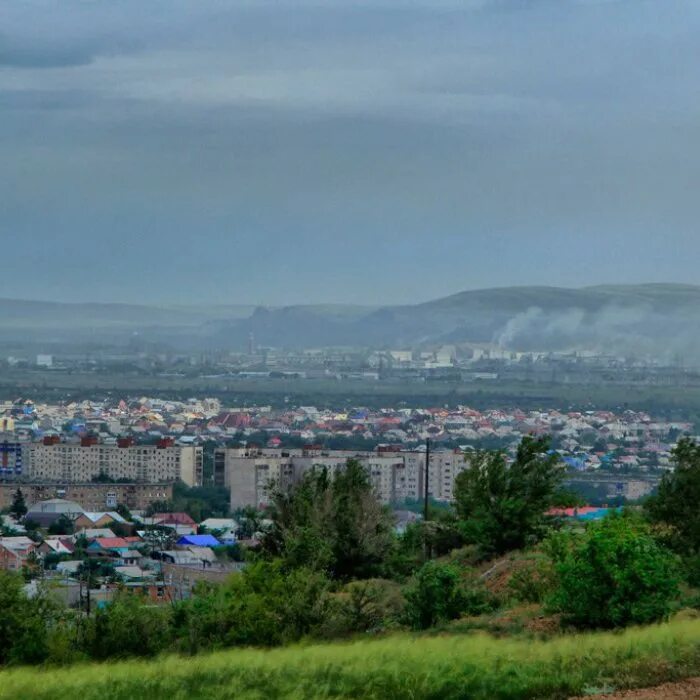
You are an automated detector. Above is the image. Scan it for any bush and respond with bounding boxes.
[508,557,557,604]
[0,573,62,665]
[319,579,404,638]
[83,592,172,660]
[172,561,331,653]
[403,561,489,630]
[548,513,680,628]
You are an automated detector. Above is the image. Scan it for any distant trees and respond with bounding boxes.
[264,459,395,580]
[9,488,27,520]
[453,436,564,555]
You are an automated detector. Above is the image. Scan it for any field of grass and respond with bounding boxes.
[4,618,700,699]
[4,370,700,416]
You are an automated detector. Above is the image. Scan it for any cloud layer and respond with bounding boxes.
[2,0,700,305]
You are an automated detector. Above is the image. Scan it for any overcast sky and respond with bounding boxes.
[2,0,700,306]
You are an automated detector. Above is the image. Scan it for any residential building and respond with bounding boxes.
[0,482,173,511]
[22,438,202,486]
[215,445,470,510]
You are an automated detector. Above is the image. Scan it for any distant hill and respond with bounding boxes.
[3,284,700,358]
[210,283,700,358]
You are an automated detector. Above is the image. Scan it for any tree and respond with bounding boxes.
[172,561,330,653]
[402,561,469,630]
[9,488,27,520]
[453,436,564,555]
[548,513,679,629]
[264,460,395,580]
[646,438,700,554]
[0,571,58,665]
[48,514,75,536]
[116,503,132,521]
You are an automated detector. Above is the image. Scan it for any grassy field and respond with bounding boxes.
[4,370,700,416]
[4,618,700,699]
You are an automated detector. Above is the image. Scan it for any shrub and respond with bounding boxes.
[83,592,172,660]
[548,513,680,628]
[319,579,404,638]
[403,561,489,630]
[508,557,557,604]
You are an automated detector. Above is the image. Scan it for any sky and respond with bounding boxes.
[2,0,700,306]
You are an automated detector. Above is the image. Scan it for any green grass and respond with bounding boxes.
[4,619,700,699]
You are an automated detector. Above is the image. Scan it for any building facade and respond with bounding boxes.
[215,445,469,510]
[0,482,174,511]
[21,438,202,487]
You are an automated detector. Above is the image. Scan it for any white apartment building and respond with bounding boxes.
[215,446,469,510]
[23,439,203,487]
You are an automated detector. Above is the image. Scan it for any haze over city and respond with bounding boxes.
[3,0,700,305]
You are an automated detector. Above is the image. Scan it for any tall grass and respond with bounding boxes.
[3,618,700,699]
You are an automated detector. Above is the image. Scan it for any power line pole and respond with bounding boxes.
[424,437,430,522]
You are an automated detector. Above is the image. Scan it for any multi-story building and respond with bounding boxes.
[21,437,202,487]
[215,445,469,510]
[0,482,174,511]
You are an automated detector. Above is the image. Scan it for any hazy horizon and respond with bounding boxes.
[3,1,700,306]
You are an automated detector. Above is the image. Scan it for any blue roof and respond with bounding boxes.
[176,534,221,547]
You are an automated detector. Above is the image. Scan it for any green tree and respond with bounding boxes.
[646,438,700,554]
[84,592,172,659]
[264,460,395,580]
[172,560,330,653]
[402,561,470,630]
[454,436,564,555]
[548,513,679,629]
[115,503,132,521]
[9,488,27,520]
[0,571,58,665]
[48,514,75,536]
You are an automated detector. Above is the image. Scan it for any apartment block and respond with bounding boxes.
[215,446,470,510]
[22,438,202,487]
[0,482,174,511]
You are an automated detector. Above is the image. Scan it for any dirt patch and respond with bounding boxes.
[571,677,700,698]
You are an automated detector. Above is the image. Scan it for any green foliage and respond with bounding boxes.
[84,593,172,660]
[548,513,680,628]
[385,518,466,581]
[146,482,231,521]
[264,460,395,580]
[507,556,558,604]
[6,619,700,699]
[0,572,60,665]
[319,579,404,638]
[403,561,476,630]
[646,438,700,554]
[48,515,74,536]
[115,503,132,521]
[172,561,331,654]
[9,489,27,520]
[454,436,564,555]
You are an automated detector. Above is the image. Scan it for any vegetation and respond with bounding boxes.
[263,459,395,580]
[453,436,564,555]
[9,489,27,520]
[646,438,700,555]
[2,435,700,696]
[548,513,680,628]
[5,619,700,699]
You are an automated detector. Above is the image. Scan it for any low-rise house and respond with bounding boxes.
[76,527,117,540]
[150,512,197,535]
[0,536,37,571]
[176,534,221,548]
[37,538,74,557]
[74,512,128,530]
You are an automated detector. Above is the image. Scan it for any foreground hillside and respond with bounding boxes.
[3,618,700,700]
